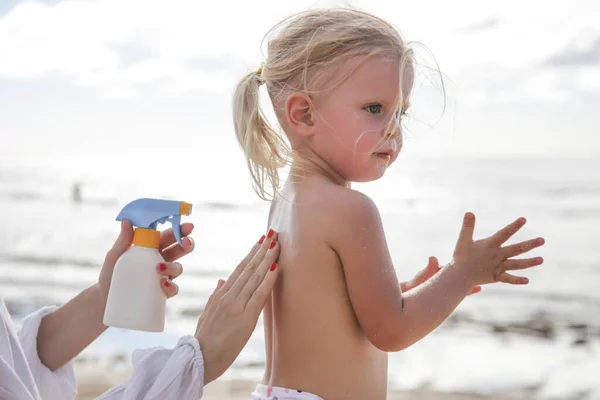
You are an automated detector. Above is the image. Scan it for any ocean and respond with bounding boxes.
[1,155,599,399]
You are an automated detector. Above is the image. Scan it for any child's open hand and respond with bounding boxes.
[402,256,481,295]
[453,212,545,286]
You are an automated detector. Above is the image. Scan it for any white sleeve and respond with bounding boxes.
[96,335,205,400]
[17,306,78,400]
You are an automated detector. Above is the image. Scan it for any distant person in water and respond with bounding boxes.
[71,181,82,203]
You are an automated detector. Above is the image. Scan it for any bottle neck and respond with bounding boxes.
[132,228,160,249]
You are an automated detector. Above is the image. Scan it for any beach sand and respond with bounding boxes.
[74,364,527,400]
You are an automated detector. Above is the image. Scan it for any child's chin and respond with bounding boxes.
[353,168,388,183]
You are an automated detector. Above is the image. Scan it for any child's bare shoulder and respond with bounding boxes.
[316,185,382,232]
[327,186,380,218]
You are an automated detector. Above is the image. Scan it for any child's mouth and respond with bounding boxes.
[375,153,392,162]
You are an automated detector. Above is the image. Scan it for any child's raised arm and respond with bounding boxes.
[330,190,544,352]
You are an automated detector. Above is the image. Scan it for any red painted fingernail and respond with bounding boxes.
[270,240,277,249]
[259,235,266,244]
[159,263,167,272]
[270,262,278,271]
[164,280,171,287]
[267,229,275,238]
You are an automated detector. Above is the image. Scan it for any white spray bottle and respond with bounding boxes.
[103,198,192,332]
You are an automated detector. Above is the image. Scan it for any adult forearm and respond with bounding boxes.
[37,284,108,370]
[391,263,474,351]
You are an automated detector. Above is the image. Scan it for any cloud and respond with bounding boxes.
[455,68,595,106]
[545,36,600,67]
[111,43,159,67]
[511,70,572,103]
[0,0,599,103]
[459,18,501,33]
[577,66,600,90]
[0,0,21,15]
[0,0,291,96]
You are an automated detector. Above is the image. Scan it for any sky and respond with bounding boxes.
[0,0,599,180]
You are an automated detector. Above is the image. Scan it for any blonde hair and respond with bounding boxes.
[233,8,414,201]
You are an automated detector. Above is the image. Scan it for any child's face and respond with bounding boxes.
[311,55,412,183]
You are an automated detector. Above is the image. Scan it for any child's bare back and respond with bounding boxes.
[263,176,387,399]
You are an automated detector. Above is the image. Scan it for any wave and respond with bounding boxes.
[0,252,232,280]
[477,288,600,309]
[0,189,251,212]
[558,208,600,219]
[0,191,45,201]
[447,310,600,342]
[542,184,600,197]
[0,252,99,269]
[3,297,60,319]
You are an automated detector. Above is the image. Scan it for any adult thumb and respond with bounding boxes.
[104,220,134,266]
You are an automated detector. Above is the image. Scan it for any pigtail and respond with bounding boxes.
[233,68,288,201]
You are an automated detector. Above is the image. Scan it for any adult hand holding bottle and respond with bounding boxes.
[2,220,281,400]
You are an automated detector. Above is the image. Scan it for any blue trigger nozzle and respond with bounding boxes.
[116,198,192,246]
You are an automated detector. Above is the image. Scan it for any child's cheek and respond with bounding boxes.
[354,123,382,153]
[368,118,387,138]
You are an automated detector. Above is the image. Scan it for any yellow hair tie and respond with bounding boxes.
[257,62,265,75]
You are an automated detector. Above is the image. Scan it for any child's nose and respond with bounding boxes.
[384,122,401,139]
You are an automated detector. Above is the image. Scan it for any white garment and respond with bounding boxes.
[0,297,205,400]
[249,384,324,400]
[0,301,76,400]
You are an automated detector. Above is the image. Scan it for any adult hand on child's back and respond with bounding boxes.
[402,256,482,295]
[195,231,280,385]
[452,212,545,286]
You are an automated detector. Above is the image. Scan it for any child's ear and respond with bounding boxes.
[285,92,315,137]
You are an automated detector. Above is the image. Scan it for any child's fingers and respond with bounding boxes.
[157,262,183,279]
[456,212,476,248]
[498,272,529,285]
[468,285,482,295]
[501,256,544,271]
[413,256,440,286]
[501,237,545,259]
[487,217,526,247]
[426,256,439,271]
[160,278,179,298]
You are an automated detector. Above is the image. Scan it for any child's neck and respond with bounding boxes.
[289,154,350,188]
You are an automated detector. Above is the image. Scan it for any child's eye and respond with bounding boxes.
[395,109,409,119]
[364,104,382,114]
